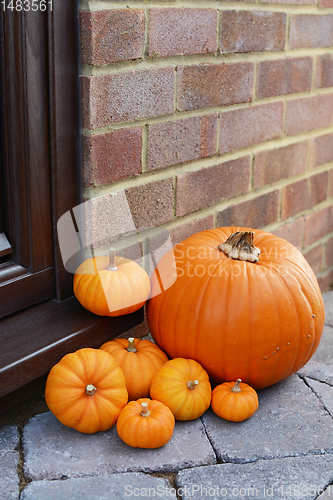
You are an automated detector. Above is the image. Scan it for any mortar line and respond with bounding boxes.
[300,375,333,420]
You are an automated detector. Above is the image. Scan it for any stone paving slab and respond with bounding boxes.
[305,377,333,416]
[0,425,19,500]
[298,360,333,386]
[311,324,333,365]
[175,454,333,500]
[21,472,177,500]
[323,291,333,327]
[201,375,333,464]
[23,411,216,481]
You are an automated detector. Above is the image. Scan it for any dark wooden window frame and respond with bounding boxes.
[0,1,143,412]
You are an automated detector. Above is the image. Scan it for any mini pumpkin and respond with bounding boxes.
[99,337,168,401]
[211,379,259,422]
[45,348,128,433]
[147,227,325,389]
[150,358,211,421]
[117,398,175,449]
[73,248,151,316]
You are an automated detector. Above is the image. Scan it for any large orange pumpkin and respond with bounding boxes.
[73,248,151,316]
[147,227,325,389]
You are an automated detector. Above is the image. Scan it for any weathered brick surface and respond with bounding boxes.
[149,8,217,58]
[315,54,333,89]
[330,170,333,197]
[289,14,333,49]
[253,142,308,188]
[326,236,333,269]
[257,58,313,99]
[176,156,251,217]
[148,115,218,171]
[310,133,333,169]
[170,216,215,245]
[260,0,316,5]
[220,11,286,54]
[319,0,333,8]
[82,128,142,186]
[220,102,284,154]
[318,269,333,292]
[285,94,333,136]
[304,205,333,245]
[271,217,305,248]
[80,10,145,66]
[81,68,175,129]
[217,191,280,229]
[304,243,324,274]
[177,63,254,112]
[125,178,174,231]
[282,172,329,218]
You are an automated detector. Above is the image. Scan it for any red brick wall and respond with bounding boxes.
[80,2,333,294]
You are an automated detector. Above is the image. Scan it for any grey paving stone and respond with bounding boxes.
[175,454,333,500]
[311,324,333,365]
[21,473,177,500]
[298,360,333,386]
[201,375,333,464]
[0,425,20,500]
[317,485,333,499]
[23,412,216,481]
[305,377,333,417]
[323,291,333,327]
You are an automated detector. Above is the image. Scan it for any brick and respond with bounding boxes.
[317,269,333,292]
[81,68,175,129]
[326,236,333,269]
[310,133,333,169]
[330,170,333,197]
[319,0,333,7]
[176,156,251,217]
[254,142,308,188]
[304,244,324,274]
[177,62,254,112]
[315,54,333,89]
[304,205,333,245]
[285,94,333,136]
[282,172,329,219]
[149,8,217,58]
[80,10,145,66]
[270,217,305,248]
[125,178,174,231]
[82,128,142,186]
[217,191,280,229]
[220,102,284,154]
[257,58,313,99]
[148,115,218,171]
[289,15,333,50]
[170,215,215,245]
[220,11,286,54]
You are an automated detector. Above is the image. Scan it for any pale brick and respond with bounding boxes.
[310,133,333,169]
[304,205,333,245]
[285,94,333,136]
[289,14,333,49]
[315,54,333,89]
[257,58,313,99]
[282,172,329,218]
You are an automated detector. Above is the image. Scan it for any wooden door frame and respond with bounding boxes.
[0,0,143,412]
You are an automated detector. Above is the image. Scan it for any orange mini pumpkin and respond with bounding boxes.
[150,358,211,421]
[100,337,168,401]
[117,398,175,449]
[73,248,151,316]
[211,379,259,422]
[147,227,325,389]
[45,348,128,433]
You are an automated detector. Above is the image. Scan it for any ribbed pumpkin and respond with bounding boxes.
[99,337,168,401]
[147,227,325,389]
[117,398,175,449]
[150,358,211,420]
[73,248,151,316]
[211,379,259,422]
[45,348,128,433]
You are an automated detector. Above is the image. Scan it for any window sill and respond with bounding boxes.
[0,297,143,408]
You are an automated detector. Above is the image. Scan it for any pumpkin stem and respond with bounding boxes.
[187,380,199,390]
[85,384,97,396]
[140,402,151,417]
[231,379,242,393]
[127,337,137,353]
[218,231,260,263]
[106,247,118,271]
